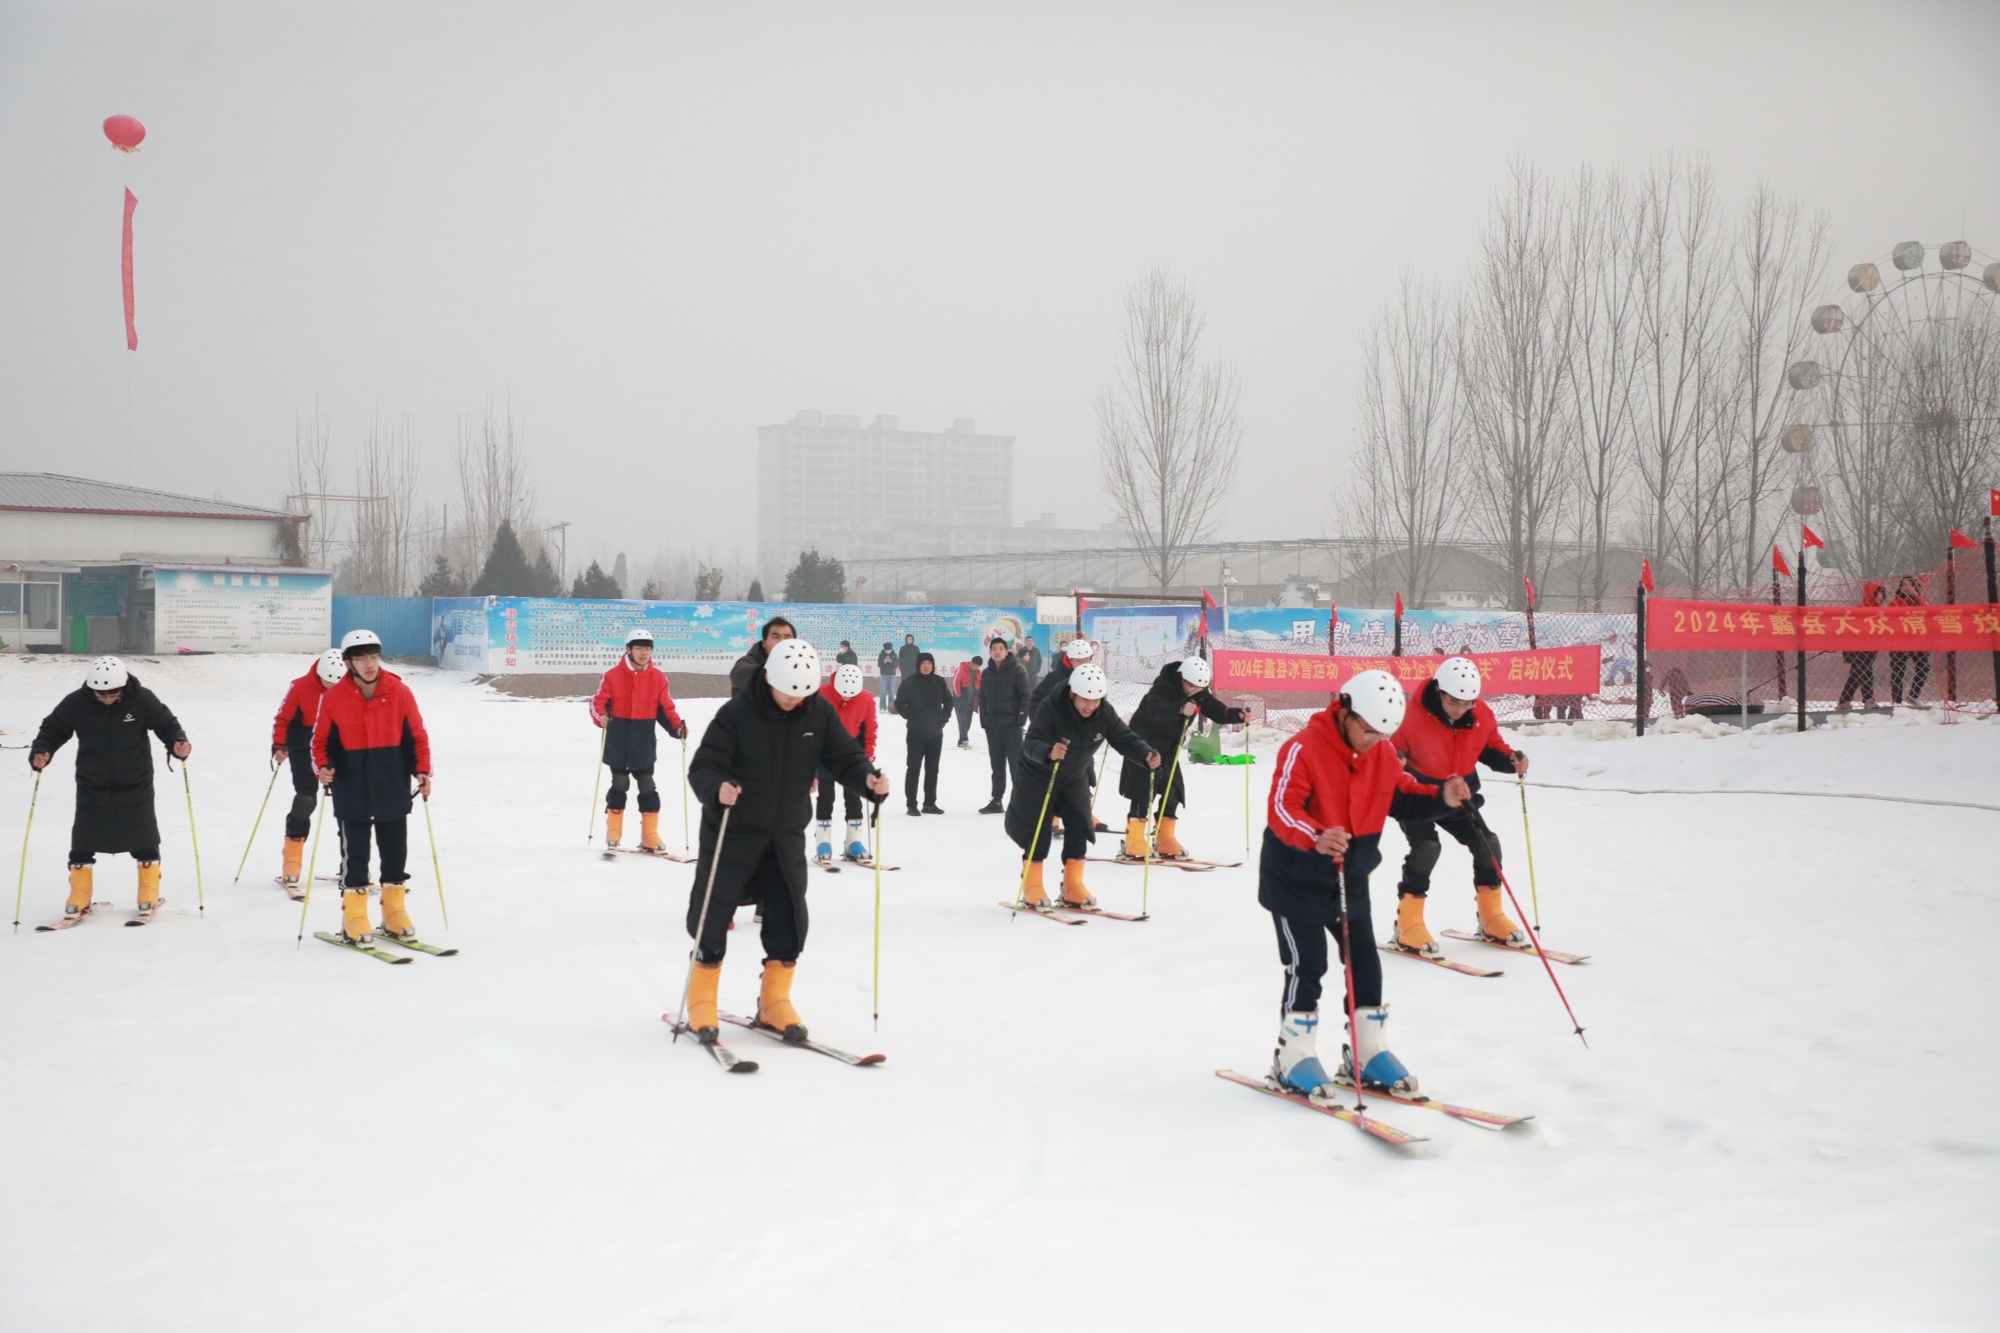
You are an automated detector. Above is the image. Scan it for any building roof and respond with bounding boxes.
[0,473,293,522]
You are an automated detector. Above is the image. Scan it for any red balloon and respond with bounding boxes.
[103,115,146,152]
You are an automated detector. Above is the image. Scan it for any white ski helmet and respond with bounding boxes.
[316,648,348,686]
[85,656,128,691]
[1070,663,1110,700]
[624,627,654,648]
[340,628,383,659]
[1340,669,1408,734]
[1179,656,1213,690]
[1064,639,1094,664]
[1435,656,1483,702]
[832,663,865,699]
[764,639,821,698]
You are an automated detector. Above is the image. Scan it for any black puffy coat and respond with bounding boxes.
[686,672,880,935]
[32,675,187,854]
[728,643,769,698]
[1028,658,1075,712]
[1118,661,1247,806]
[893,656,954,739]
[1004,687,1155,849]
[897,642,921,680]
[979,656,1031,730]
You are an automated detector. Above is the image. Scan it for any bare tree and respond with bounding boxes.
[1557,164,1638,605]
[287,400,339,570]
[448,405,541,585]
[346,413,422,596]
[1098,267,1243,594]
[1353,277,1463,606]
[1459,161,1574,607]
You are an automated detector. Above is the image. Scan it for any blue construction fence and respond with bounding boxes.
[331,596,433,658]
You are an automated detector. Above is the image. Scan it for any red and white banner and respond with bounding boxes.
[121,187,138,350]
[1213,646,1602,696]
[1648,598,2000,652]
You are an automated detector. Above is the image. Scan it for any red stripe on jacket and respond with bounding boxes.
[590,657,685,731]
[817,682,877,760]
[1267,703,1435,851]
[311,669,432,773]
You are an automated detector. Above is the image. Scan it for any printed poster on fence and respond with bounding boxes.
[154,566,332,654]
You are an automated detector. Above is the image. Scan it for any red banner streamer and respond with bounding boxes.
[121,188,137,350]
[1213,646,1602,696]
[1648,598,2000,652]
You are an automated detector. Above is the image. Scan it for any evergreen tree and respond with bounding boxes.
[694,563,725,601]
[611,553,628,597]
[570,560,622,598]
[470,520,537,596]
[531,549,561,597]
[416,553,466,598]
[746,578,765,602]
[783,549,847,604]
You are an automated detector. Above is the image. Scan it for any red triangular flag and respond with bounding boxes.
[1640,559,1655,593]
[1523,576,1537,609]
[1801,524,1825,550]
[1394,591,1405,616]
[1950,528,1978,550]
[1991,487,1999,518]
[1772,545,1792,577]
[1202,588,1219,610]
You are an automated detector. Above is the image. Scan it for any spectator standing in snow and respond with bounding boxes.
[952,655,982,749]
[875,641,898,705]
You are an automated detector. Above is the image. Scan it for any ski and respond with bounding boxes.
[602,846,697,864]
[313,930,412,964]
[1176,858,1243,869]
[1046,903,1149,922]
[1379,943,1503,977]
[843,859,900,872]
[997,900,1087,925]
[1089,856,1214,873]
[719,1012,885,1066]
[125,901,162,927]
[1215,1070,1426,1145]
[660,1015,758,1072]
[1331,1074,1531,1129]
[35,903,106,932]
[813,855,841,873]
[376,934,458,957]
[1443,929,1590,965]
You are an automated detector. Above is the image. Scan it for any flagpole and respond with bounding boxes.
[1796,537,1808,734]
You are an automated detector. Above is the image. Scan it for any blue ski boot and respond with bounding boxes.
[1272,1011,1335,1095]
[814,821,834,865]
[843,821,868,862]
[1340,1004,1419,1095]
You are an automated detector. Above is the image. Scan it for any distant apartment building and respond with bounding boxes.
[756,411,1121,581]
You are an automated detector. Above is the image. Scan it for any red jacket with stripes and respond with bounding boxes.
[271,665,328,749]
[1267,703,1436,852]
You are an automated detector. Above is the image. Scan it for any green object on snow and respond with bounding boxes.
[1213,753,1255,766]
[1187,729,1223,764]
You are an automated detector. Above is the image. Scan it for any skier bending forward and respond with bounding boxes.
[683,641,890,1045]
[1263,670,1467,1097]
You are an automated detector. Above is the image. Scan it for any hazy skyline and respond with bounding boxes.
[3,1,1996,581]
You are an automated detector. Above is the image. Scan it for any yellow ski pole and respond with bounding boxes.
[586,717,609,842]
[180,759,206,917]
[295,784,328,947]
[1140,767,1155,919]
[232,758,283,884]
[676,806,732,1041]
[871,802,884,1031]
[1517,773,1541,932]
[13,768,43,932]
[1011,759,1062,917]
[422,791,448,929]
[1151,714,1195,861]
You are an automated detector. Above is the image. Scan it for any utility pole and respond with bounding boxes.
[547,521,571,590]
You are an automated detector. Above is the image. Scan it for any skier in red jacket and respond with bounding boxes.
[590,628,688,852]
[1388,656,1529,955]
[269,648,346,891]
[312,629,433,944]
[1261,670,1468,1097]
[815,663,878,863]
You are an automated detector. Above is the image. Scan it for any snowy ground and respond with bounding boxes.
[1,655,1995,1332]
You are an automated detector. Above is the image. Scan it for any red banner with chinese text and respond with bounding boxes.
[1648,598,2000,652]
[1213,646,1602,696]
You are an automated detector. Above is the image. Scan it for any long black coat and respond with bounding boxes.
[978,656,1031,731]
[32,676,187,854]
[1028,658,1075,712]
[728,643,769,697]
[893,661,954,740]
[686,674,880,935]
[1004,687,1155,849]
[1118,661,1247,806]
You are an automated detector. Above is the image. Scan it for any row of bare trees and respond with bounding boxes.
[1341,156,1849,607]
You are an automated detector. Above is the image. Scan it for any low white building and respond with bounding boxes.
[0,473,322,653]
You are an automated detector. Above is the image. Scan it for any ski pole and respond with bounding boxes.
[1517,773,1542,931]
[1244,720,1253,856]
[871,800,883,1031]
[232,757,283,885]
[675,804,732,1042]
[13,768,42,932]
[422,790,448,929]
[1151,714,1195,858]
[295,784,328,947]
[1140,767,1156,919]
[585,714,609,842]
[1334,859,1369,1115]
[1473,817,1587,1048]
[180,759,206,917]
[680,735,690,852]
[1012,759,1062,917]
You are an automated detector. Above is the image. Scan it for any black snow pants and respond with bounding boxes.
[285,751,319,840]
[1396,808,1501,896]
[339,817,408,890]
[815,765,864,823]
[694,843,802,966]
[904,733,941,807]
[985,724,1023,802]
[1261,829,1381,1013]
[607,768,660,813]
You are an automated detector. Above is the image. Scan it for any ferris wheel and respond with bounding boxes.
[1783,240,2000,577]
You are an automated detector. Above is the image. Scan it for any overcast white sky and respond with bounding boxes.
[2,1,1996,578]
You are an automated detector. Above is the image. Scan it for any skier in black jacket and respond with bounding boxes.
[893,652,954,816]
[1116,656,1246,861]
[30,656,190,924]
[977,636,1031,812]
[1006,664,1158,908]
[683,640,890,1046]
[1029,638,1094,711]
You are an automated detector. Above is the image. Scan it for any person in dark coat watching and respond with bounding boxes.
[1116,657,1247,862]
[835,640,859,668]
[894,652,954,815]
[977,636,1031,813]
[1888,576,1930,704]
[1837,582,1886,710]
[952,655,982,749]
[729,617,796,697]
[1006,664,1158,909]
[683,640,890,1046]
[875,641,899,705]
[31,656,190,925]
[896,634,921,687]
[1021,638,1044,687]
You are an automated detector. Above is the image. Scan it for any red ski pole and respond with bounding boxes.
[1334,859,1368,1114]
[1474,816,1587,1048]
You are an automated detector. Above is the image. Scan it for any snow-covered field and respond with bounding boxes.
[1,655,1995,1332]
